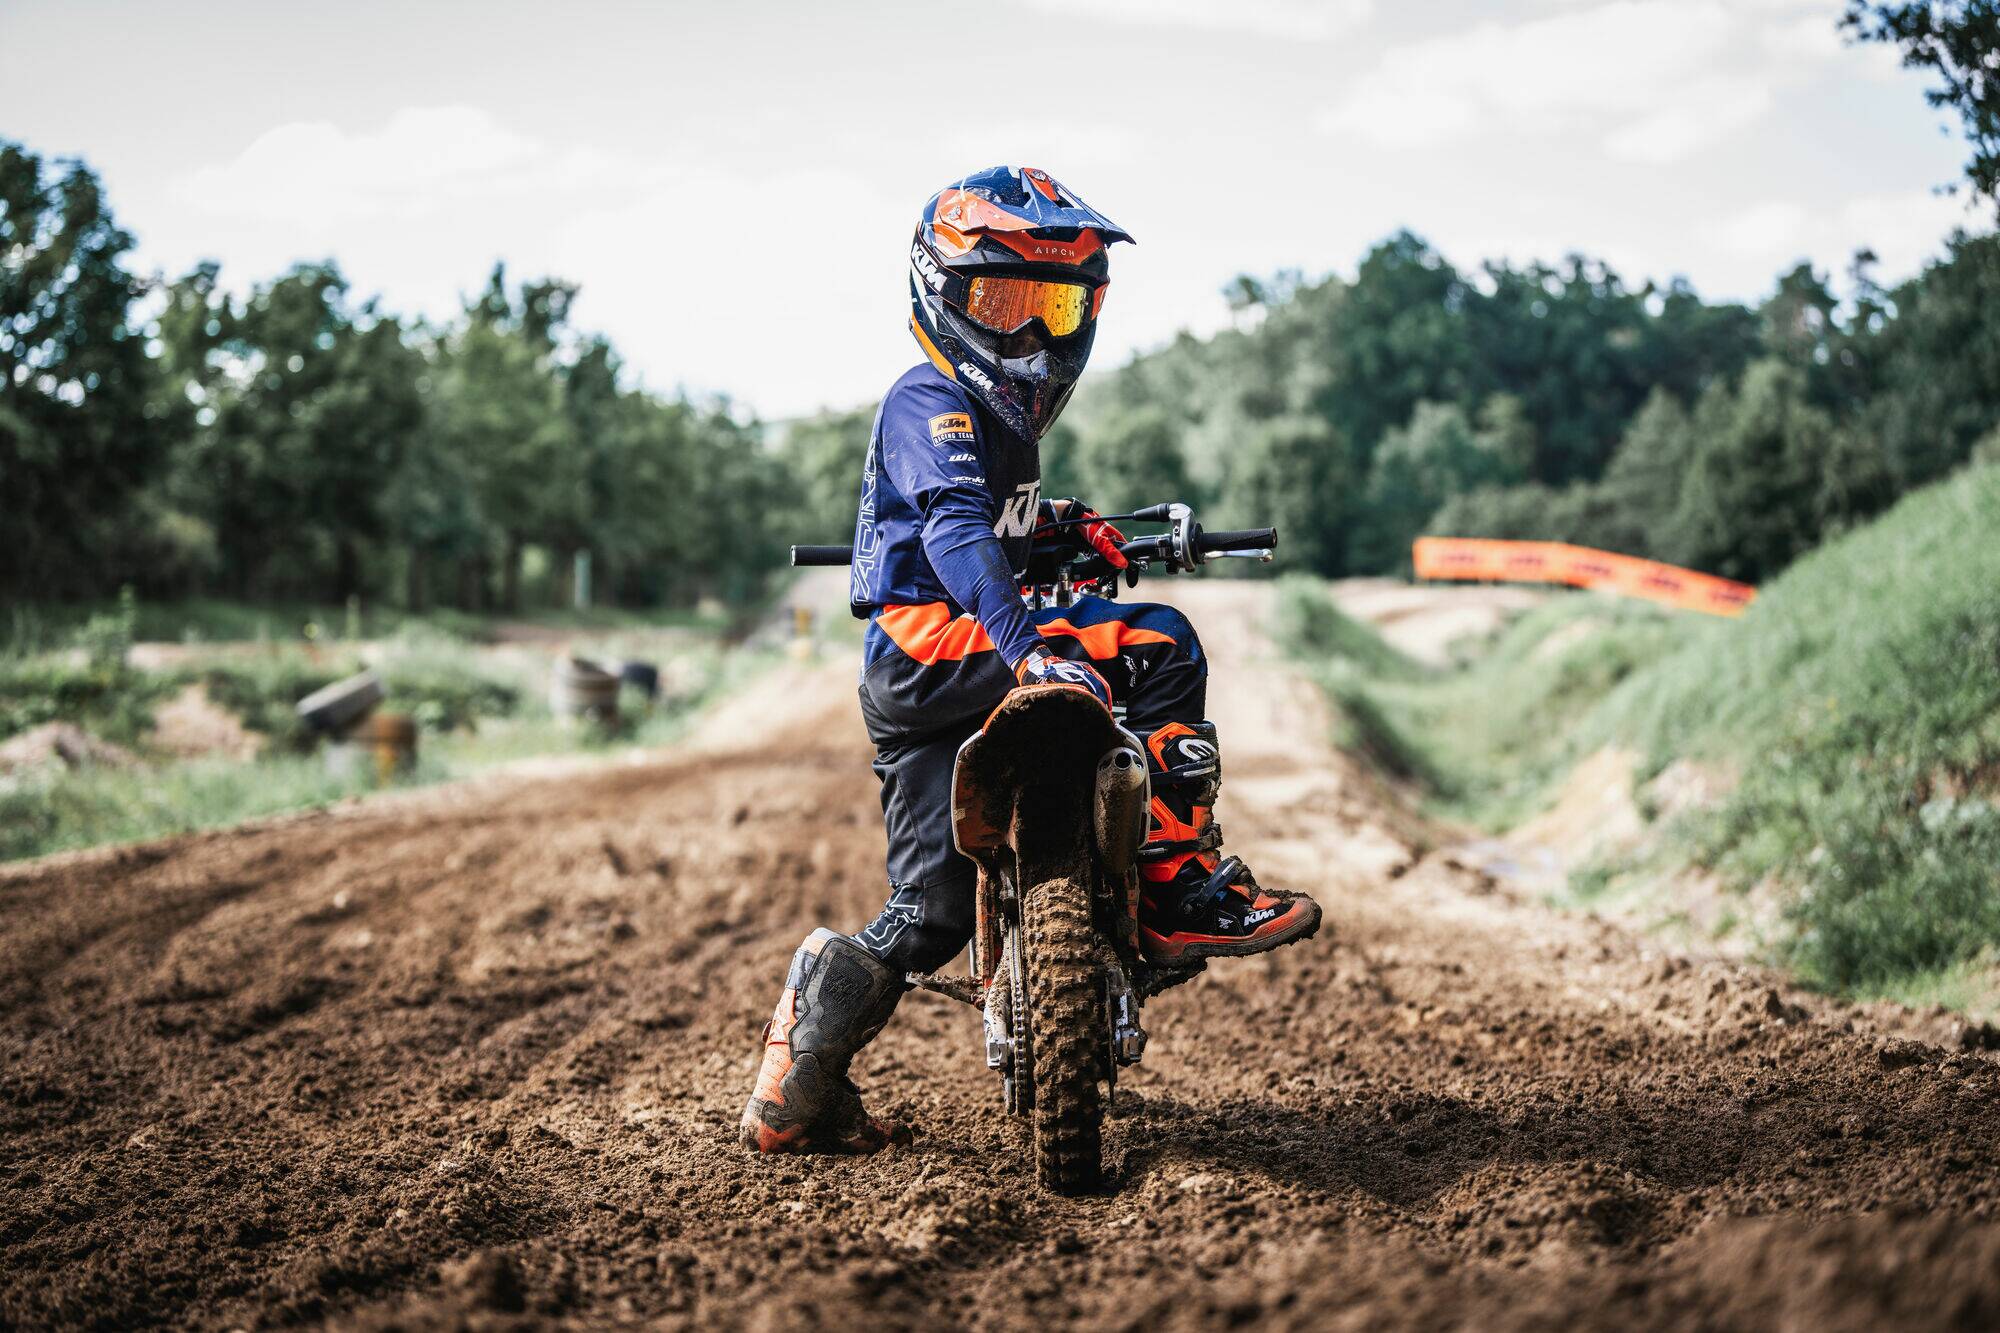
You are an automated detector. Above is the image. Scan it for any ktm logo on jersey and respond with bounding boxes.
[929,412,974,446]
[994,481,1041,539]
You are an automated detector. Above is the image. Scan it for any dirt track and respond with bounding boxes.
[5,583,2000,1330]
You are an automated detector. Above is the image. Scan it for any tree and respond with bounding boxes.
[0,141,163,599]
[162,262,424,600]
[1844,1,2000,209]
[429,268,581,610]
[1589,389,1699,556]
[1667,361,1838,581]
[1853,231,2000,488]
[1222,413,1352,577]
[1066,404,1191,514]
[776,405,872,543]
[1322,232,1481,463]
[1348,401,1525,572]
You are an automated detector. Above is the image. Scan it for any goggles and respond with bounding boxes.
[961,275,1102,339]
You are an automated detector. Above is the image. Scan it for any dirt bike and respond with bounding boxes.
[792,503,1276,1192]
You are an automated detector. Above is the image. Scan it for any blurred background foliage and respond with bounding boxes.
[3,3,1996,618]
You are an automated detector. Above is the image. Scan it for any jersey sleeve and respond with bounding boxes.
[877,381,1043,670]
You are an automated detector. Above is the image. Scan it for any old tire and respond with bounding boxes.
[1021,874,1102,1193]
[618,659,660,700]
[296,670,384,735]
[550,656,620,723]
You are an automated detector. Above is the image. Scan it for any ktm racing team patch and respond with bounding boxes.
[928,412,975,447]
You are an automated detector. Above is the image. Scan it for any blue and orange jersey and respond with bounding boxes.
[850,362,1043,669]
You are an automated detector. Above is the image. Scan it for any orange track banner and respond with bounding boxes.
[1411,538,1756,618]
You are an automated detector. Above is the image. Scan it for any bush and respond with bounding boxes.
[0,590,171,745]
[195,659,354,749]
[1576,464,2000,992]
[1275,576,1426,680]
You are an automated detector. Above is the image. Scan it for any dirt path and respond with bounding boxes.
[4,583,1999,1330]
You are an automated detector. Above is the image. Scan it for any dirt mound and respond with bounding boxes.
[0,721,135,776]
[4,583,1999,1330]
[149,681,265,760]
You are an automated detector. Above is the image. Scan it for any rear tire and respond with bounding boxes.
[1021,874,1102,1193]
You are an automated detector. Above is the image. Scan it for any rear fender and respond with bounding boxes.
[952,684,1146,982]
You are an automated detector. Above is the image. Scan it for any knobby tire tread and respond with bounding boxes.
[1022,873,1102,1193]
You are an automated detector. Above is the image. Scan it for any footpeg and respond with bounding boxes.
[1106,962,1146,1066]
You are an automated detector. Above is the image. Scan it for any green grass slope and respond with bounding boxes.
[1283,462,2000,1003]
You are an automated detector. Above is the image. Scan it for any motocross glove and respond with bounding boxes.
[1014,644,1115,711]
[1034,498,1130,570]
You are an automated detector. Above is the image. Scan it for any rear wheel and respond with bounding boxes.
[1020,874,1102,1193]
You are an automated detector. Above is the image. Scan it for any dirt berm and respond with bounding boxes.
[5,584,1999,1330]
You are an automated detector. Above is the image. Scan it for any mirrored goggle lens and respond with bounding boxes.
[963,276,1094,338]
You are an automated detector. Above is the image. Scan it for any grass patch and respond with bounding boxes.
[0,753,378,862]
[1278,462,2000,1003]
[1579,464,2000,992]
[1277,578,1675,823]
[0,589,170,746]
[0,587,748,862]
[3,596,740,655]
[0,645,747,863]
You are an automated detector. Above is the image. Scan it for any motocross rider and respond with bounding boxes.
[741,166,1322,1154]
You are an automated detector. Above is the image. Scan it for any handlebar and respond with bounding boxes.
[789,505,1277,593]
[1196,528,1278,554]
[789,527,1274,569]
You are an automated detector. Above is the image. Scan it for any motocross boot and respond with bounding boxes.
[1135,722,1321,963]
[740,928,913,1154]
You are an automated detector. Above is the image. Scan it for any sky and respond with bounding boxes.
[1,0,1983,420]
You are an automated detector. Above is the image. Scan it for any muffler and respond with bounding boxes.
[1092,745,1150,878]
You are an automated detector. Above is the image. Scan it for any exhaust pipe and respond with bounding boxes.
[1093,745,1150,878]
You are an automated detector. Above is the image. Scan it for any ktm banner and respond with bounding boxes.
[1411,538,1756,618]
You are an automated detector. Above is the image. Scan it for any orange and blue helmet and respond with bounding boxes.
[909,165,1133,441]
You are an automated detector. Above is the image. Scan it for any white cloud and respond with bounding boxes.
[167,108,910,416]
[1704,201,1810,257]
[176,107,542,224]
[553,166,914,415]
[1700,188,1978,289]
[1319,0,1838,163]
[942,122,1146,176]
[1024,0,1372,40]
[1604,80,1773,164]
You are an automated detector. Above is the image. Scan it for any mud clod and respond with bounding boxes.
[1879,1039,1939,1070]
[445,1250,527,1313]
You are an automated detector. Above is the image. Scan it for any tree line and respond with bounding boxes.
[6,4,1995,612]
[2,138,790,613]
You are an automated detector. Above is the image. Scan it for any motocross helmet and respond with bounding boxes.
[909,165,1133,440]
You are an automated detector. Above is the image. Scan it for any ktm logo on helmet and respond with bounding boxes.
[910,242,945,293]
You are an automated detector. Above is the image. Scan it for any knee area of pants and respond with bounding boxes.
[1130,601,1200,654]
[898,933,970,977]
[887,880,975,975]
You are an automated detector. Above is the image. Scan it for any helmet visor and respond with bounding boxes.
[962,275,1098,339]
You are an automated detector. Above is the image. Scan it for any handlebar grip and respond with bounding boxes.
[1197,528,1278,553]
[790,544,853,567]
